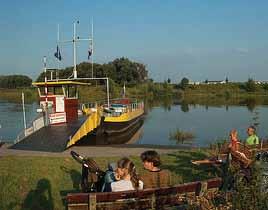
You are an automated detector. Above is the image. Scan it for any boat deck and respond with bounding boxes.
[11,116,87,152]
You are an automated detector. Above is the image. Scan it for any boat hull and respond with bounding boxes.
[76,113,145,145]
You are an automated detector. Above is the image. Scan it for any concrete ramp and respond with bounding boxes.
[11,117,87,152]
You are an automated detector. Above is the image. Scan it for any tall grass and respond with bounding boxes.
[169,128,195,144]
[0,88,37,103]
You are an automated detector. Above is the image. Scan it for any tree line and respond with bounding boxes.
[36,57,148,85]
[0,75,32,88]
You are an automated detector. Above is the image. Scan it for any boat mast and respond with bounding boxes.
[91,18,94,78]
[56,21,111,107]
[22,92,27,133]
[73,22,77,78]
[57,24,60,80]
[43,56,49,126]
[106,78,110,107]
[59,21,93,79]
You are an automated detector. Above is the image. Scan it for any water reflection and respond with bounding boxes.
[144,95,268,113]
[2,96,268,148]
[0,101,38,142]
[138,96,268,147]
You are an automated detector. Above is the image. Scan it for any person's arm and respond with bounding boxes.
[138,180,144,190]
[168,170,172,186]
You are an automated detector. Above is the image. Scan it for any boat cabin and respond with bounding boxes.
[32,81,90,125]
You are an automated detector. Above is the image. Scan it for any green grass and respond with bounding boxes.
[0,88,37,103]
[0,150,216,210]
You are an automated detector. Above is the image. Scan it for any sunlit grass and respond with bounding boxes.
[0,150,216,210]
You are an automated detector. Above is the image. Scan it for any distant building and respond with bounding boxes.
[188,81,200,85]
[255,81,268,85]
[204,80,226,85]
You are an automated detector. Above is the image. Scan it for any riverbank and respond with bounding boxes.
[0,88,37,103]
[0,144,186,157]
[0,148,216,210]
[1,82,268,104]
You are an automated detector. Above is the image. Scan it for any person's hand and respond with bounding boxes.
[114,170,121,180]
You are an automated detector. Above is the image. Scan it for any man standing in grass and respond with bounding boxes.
[140,150,172,189]
[246,126,259,145]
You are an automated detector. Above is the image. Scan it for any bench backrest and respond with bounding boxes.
[67,178,222,210]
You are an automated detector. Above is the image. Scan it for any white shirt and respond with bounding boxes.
[111,180,143,192]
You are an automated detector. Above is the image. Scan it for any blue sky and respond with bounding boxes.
[1,0,268,82]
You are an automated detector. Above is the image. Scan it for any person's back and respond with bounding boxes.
[141,168,171,188]
[140,150,172,189]
[111,157,143,192]
[111,179,143,192]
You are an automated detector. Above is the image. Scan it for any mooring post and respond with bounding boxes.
[89,193,96,210]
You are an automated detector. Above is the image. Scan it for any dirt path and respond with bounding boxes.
[0,144,187,157]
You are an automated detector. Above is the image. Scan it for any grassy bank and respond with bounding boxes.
[2,82,268,106]
[0,88,37,103]
[0,149,216,210]
[184,83,268,97]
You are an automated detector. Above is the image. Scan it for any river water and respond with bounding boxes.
[0,100,38,142]
[1,99,268,147]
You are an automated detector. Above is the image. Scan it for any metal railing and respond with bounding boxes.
[15,114,45,144]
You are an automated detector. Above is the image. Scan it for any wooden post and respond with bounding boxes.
[199,181,208,196]
[89,193,96,210]
[151,193,156,210]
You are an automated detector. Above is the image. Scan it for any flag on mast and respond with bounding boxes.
[54,45,62,61]
[88,49,92,60]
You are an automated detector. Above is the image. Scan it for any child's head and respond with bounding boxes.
[140,150,161,171]
[116,157,139,188]
[116,157,135,178]
[230,129,238,139]
[247,126,256,136]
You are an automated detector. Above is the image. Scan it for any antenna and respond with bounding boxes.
[73,21,77,78]
[57,24,60,80]
[91,18,94,78]
[59,20,93,79]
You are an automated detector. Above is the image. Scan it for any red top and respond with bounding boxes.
[231,137,239,151]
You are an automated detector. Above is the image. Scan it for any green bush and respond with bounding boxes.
[0,75,32,88]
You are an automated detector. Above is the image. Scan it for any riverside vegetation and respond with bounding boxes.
[1,57,268,104]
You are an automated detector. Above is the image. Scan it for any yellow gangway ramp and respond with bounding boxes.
[66,110,102,148]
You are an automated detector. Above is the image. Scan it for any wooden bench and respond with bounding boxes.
[67,178,222,210]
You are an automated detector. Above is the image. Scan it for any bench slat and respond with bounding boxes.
[67,178,222,209]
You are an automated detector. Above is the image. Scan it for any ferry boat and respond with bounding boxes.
[12,21,144,152]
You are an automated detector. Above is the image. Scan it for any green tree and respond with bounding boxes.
[36,58,148,85]
[179,77,189,90]
[0,75,32,88]
[245,78,257,92]
[263,83,268,91]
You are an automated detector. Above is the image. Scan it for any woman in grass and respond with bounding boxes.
[111,157,143,192]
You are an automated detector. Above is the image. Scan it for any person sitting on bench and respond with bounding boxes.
[140,150,172,189]
[229,129,239,151]
[111,157,143,192]
[229,129,252,167]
